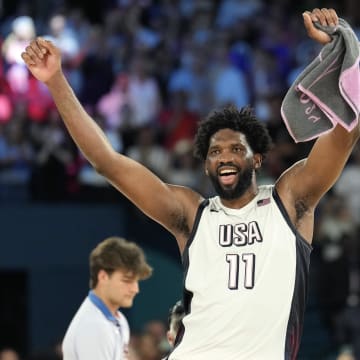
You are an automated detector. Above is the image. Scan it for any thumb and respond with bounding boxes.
[302,11,315,34]
[302,11,331,45]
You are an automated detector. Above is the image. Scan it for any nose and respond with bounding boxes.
[131,281,139,294]
[218,149,234,164]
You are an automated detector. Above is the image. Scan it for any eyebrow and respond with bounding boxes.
[122,273,138,280]
[209,142,245,148]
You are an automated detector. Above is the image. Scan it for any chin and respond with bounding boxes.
[222,183,237,191]
[121,299,134,308]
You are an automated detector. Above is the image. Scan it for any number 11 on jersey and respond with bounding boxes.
[226,253,255,290]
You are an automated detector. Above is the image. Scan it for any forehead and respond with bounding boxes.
[112,269,137,279]
[209,128,248,146]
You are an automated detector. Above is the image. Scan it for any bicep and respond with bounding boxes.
[101,152,201,236]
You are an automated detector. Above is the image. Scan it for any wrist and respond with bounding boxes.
[45,69,65,88]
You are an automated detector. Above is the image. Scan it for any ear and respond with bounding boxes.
[253,154,262,169]
[98,269,108,284]
[204,163,209,176]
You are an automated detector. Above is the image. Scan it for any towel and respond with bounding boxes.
[281,18,360,142]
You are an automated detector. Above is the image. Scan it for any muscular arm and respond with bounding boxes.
[276,8,360,243]
[277,123,359,242]
[21,39,201,250]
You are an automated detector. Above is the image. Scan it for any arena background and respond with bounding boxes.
[0,0,359,359]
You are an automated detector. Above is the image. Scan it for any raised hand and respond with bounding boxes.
[303,8,339,45]
[21,37,62,84]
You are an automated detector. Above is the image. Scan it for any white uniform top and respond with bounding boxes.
[168,185,312,360]
[62,291,130,360]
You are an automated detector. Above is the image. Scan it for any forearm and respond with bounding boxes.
[297,123,360,203]
[45,71,114,171]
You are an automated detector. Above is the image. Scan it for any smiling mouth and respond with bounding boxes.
[218,168,238,185]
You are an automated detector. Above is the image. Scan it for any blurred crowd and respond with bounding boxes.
[0,318,180,360]
[0,0,359,359]
[0,318,187,360]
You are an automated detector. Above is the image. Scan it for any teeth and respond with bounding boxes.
[219,169,237,175]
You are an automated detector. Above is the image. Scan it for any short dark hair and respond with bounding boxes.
[193,105,273,161]
[89,236,152,288]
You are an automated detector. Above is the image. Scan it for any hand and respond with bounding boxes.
[303,8,339,45]
[21,37,62,84]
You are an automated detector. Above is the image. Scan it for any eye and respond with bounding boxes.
[209,148,220,155]
[122,277,134,283]
[233,146,245,153]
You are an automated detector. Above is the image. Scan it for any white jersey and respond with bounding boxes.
[62,293,130,360]
[168,185,312,360]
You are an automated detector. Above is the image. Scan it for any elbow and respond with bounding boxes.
[93,162,104,175]
[93,162,110,178]
[91,150,118,178]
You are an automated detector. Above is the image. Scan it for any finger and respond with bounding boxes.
[313,8,327,26]
[320,8,333,26]
[24,44,44,65]
[310,8,322,23]
[28,40,45,60]
[23,40,41,60]
[37,37,58,56]
[21,52,36,66]
[328,8,339,26]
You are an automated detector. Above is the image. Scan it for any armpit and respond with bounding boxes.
[169,210,191,238]
[294,198,309,223]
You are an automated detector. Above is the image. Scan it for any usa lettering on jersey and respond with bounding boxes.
[219,221,263,246]
[218,221,263,290]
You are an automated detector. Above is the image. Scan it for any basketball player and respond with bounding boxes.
[62,237,152,360]
[21,8,359,359]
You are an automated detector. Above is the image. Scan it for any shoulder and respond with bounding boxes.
[63,315,114,356]
[259,184,275,194]
[68,298,107,330]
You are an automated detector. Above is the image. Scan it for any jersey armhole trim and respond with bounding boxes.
[181,199,209,259]
[272,188,312,251]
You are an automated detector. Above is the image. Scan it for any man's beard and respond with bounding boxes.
[208,163,254,200]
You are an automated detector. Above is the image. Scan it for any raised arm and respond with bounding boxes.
[276,8,360,242]
[278,123,359,208]
[21,38,201,250]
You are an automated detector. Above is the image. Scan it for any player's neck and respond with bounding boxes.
[220,185,259,209]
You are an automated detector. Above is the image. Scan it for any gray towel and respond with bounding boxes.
[281,18,360,142]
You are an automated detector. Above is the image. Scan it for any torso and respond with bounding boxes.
[62,297,130,360]
[168,185,312,360]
